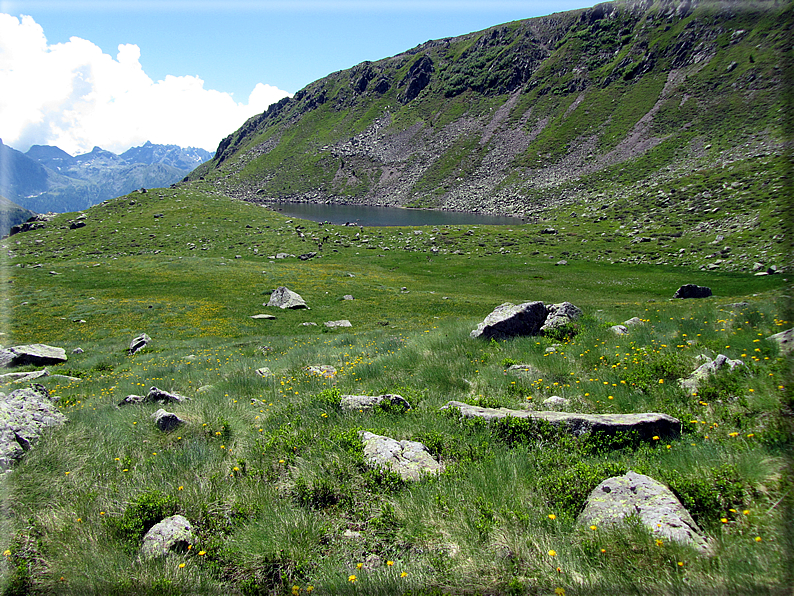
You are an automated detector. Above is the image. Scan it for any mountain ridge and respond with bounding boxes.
[0,141,214,213]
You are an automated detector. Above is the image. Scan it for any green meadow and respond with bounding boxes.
[0,187,790,595]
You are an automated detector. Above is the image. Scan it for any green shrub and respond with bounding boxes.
[106,491,179,549]
[661,463,747,527]
[696,366,749,403]
[623,349,693,392]
[542,461,629,517]
[293,476,340,510]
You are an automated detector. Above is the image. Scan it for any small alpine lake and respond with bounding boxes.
[265,201,520,226]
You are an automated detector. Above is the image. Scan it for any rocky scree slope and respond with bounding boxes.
[189,0,787,224]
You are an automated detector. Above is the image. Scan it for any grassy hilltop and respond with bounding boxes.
[0,186,791,595]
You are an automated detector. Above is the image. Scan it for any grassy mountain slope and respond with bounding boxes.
[0,193,35,237]
[1,185,790,595]
[189,0,788,223]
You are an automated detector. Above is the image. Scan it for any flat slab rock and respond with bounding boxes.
[325,320,352,328]
[118,386,190,407]
[578,471,710,554]
[0,344,67,368]
[441,401,680,440]
[340,394,411,412]
[1,385,66,472]
[359,431,442,481]
[139,515,196,560]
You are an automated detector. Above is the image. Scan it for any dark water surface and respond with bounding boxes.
[266,202,520,227]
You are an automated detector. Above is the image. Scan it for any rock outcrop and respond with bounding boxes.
[1,385,66,472]
[359,431,442,481]
[578,471,710,553]
[0,344,67,368]
[267,286,308,309]
[441,401,680,440]
[341,394,411,412]
[139,515,196,560]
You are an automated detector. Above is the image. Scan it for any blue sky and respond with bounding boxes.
[0,1,596,155]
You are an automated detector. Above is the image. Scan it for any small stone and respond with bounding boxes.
[129,334,151,355]
[324,320,352,328]
[151,409,185,432]
[542,396,570,410]
[304,365,336,378]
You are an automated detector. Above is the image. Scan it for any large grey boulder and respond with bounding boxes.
[341,394,411,412]
[267,286,308,309]
[578,471,710,554]
[441,401,680,441]
[470,301,548,339]
[359,431,442,481]
[151,409,185,432]
[118,386,190,407]
[139,515,196,560]
[540,302,582,333]
[678,354,744,395]
[0,344,67,368]
[128,334,151,356]
[767,328,793,356]
[1,385,66,472]
[673,284,712,299]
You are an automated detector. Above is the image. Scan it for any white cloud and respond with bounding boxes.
[0,13,291,155]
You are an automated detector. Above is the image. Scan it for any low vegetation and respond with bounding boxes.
[0,186,790,595]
